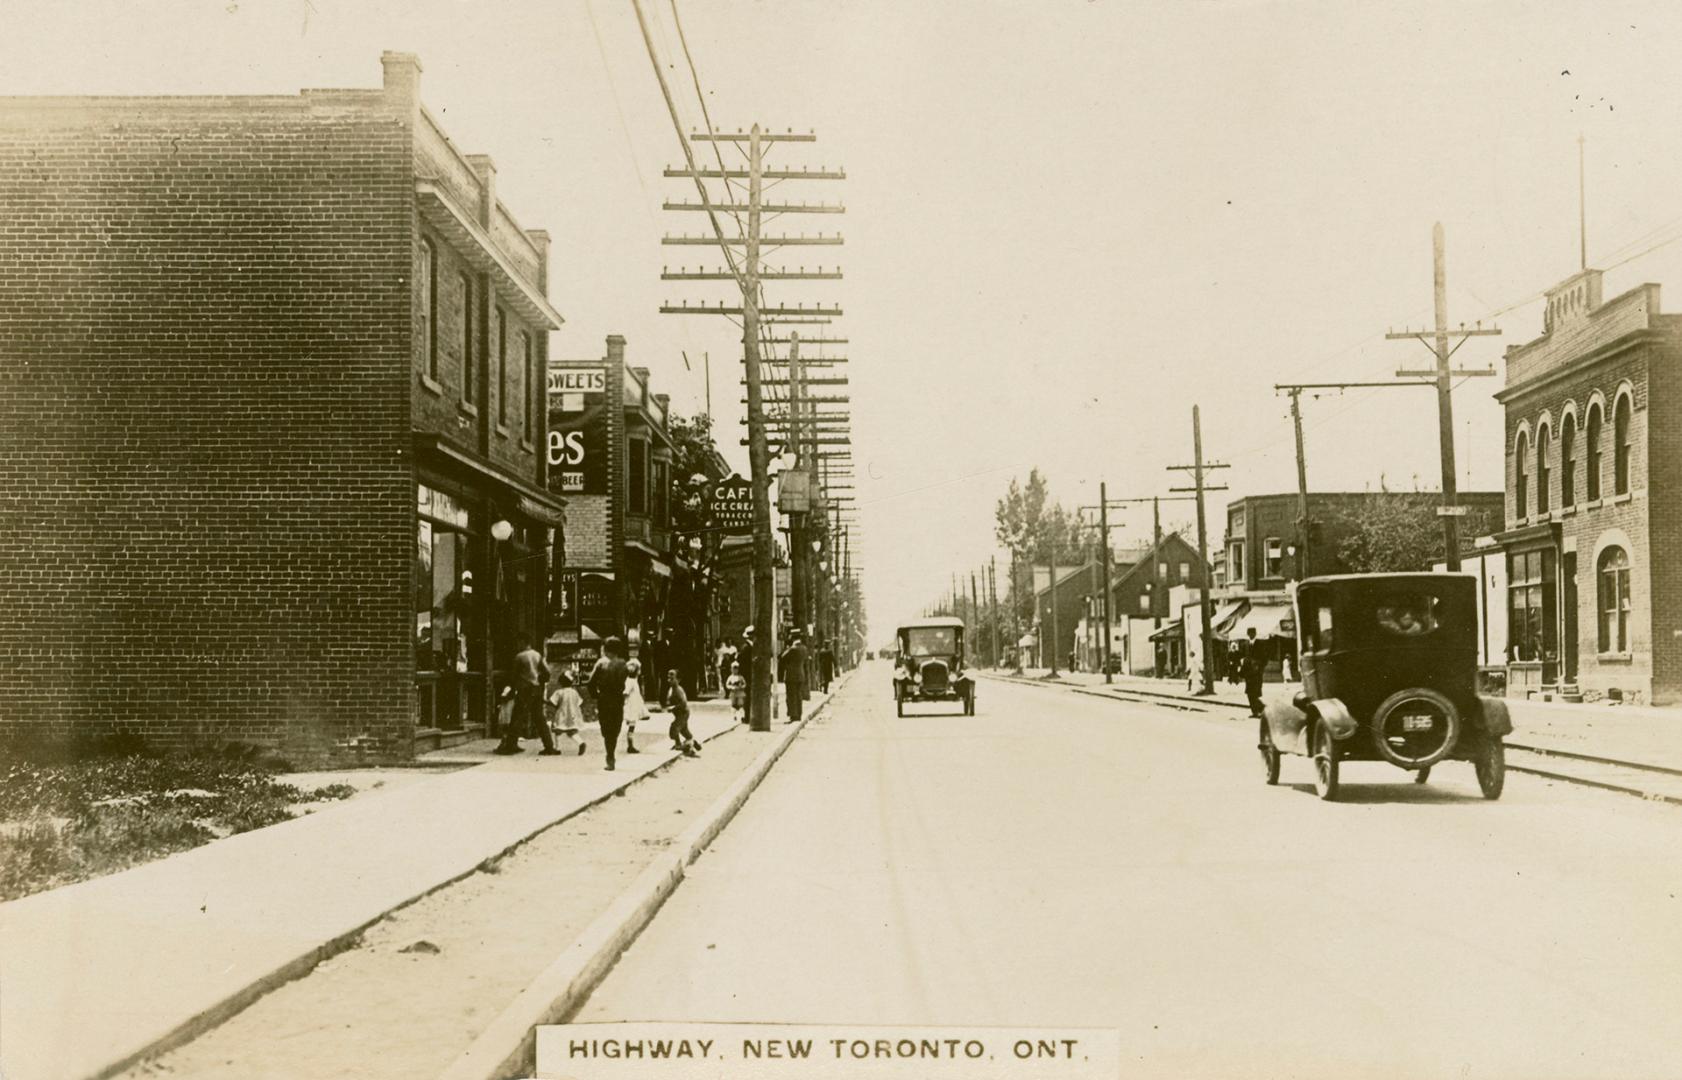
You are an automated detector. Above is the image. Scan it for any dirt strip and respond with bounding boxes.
[121,724,777,1080]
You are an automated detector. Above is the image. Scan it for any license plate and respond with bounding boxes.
[1401,714,1434,732]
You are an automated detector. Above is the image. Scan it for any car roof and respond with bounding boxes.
[898,616,965,630]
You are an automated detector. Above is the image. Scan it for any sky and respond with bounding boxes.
[9,1,1682,637]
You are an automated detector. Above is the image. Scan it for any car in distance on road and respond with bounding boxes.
[893,616,975,716]
[1258,573,1512,801]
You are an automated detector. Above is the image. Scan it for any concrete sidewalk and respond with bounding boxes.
[994,668,1682,773]
[0,693,825,1080]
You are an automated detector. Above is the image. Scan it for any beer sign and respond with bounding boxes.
[547,363,608,495]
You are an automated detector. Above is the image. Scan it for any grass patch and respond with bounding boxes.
[0,752,357,902]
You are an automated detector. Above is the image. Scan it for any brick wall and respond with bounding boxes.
[0,92,416,760]
[1647,339,1682,703]
[1503,340,1663,701]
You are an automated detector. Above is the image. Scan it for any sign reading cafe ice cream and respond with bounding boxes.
[547,365,608,495]
[707,474,754,536]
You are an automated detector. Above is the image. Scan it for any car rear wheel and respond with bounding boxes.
[1413,766,1431,784]
[1476,738,1505,800]
[1258,719,1281,785]
[1312,723,1340,801]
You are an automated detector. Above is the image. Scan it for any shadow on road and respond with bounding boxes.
[1281,781,1489,805]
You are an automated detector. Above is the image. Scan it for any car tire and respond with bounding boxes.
[964,688,975,716]
[1312,723,1340,801]
[1413,766,1432,784]
[1370,687,1461,770]
[1476,737,1505,800]
[1258,719,1281,786]
[896,697,905,718]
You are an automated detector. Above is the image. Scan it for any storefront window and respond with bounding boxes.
[417,484,478,730]
[1598,546,1631,654]
[1507,548,1554,663]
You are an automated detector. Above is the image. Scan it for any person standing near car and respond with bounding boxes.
[1240,626,1266,716]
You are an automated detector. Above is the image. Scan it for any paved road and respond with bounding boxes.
[580,663,1682,1079]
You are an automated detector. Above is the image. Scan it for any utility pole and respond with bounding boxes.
[788,331,806,643]
[1169,406,1229,696]
[1099,483,1113,682]
[1384,223,1499,571]
[969,570,981,666]
[988,556,1000,668]
[1288,387,1309,578]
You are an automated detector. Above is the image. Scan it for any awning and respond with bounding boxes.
[414,434,567,520]
[1223,602,1294,641]
[1149,619,1183,642]
[517,494,566,528]
[1210,600,1246,635]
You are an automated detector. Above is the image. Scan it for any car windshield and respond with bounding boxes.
[903,627,956,657]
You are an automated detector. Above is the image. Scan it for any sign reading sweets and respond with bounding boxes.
[707,475,754,536]
[535,1024,1119,1080]
[548,365,609,495]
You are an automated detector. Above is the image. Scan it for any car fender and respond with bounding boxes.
[1261,699,1309,754]
[1474,695,1514,738]
[1307,697,1358,743]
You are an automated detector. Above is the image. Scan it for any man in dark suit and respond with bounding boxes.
[1240,627,1267,717]
[737,627,757,728]
[779,630,808,725]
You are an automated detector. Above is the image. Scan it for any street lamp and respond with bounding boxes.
[490,519,514,542]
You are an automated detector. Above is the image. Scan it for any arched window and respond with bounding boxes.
[1560,412,1576,507]
[1536,425,1551,514]
[1514,430,1529,520]
[1585,403,1603,501]
[1598,546,1631,654]
[1614,393,1633,495]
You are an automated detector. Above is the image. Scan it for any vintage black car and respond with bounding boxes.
[1258,573,1512,801]
[893,616,975,716]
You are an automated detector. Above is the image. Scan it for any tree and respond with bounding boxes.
[1333,493,1494,573]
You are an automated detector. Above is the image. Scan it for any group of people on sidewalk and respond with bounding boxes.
[493,624,842,766]
[492,638,701,771]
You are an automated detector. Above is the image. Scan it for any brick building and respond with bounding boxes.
[1495,267,1682,704]
[547,344,694,695]
[0,54,564,761]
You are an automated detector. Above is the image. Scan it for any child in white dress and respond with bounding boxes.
[546,672,586,755]
[623,659,651,754]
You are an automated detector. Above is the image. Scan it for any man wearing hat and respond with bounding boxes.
[779,629,809,725]
[737,627,756,728]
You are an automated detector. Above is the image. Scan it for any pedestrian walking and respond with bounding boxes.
[715,640,737,695]
[725,660,747,722]
[779,631,808,725]
[495,640,560,756]
[586,637,631,771]
[818,643,835,693]
[664,668,700,756]
[623,659,651,753]
[1240,627,1266,717]
[546,672,587,755]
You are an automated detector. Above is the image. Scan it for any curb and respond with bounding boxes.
[436,673,851,1080]
[85,708,754,1080]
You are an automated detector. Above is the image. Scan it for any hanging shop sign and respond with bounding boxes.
[708,474,755,536]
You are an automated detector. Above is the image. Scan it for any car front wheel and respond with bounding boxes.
[1476,738,1505,800]
[1313,724,1340,801]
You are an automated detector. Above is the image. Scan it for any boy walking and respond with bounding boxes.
[665,669,700,757]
